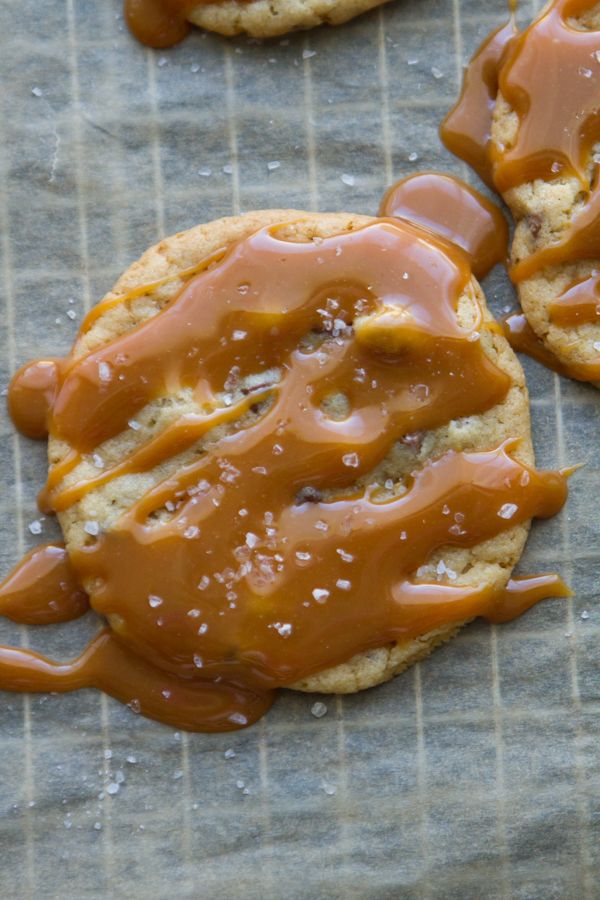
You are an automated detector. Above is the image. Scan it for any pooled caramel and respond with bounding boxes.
[379,172,508,279]
[3,216,569,731]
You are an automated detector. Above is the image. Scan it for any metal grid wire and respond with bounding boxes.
[0,0,598,896]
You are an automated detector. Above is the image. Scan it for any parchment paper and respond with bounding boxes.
[0,0,598,896]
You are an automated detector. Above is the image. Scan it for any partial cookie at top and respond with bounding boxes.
[50,209,533,696]
[490,2,600,380]
[188,0,391,37]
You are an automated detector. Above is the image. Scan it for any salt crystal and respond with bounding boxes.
[311,701,328,718]
[93,822,102,831]
[126,755,137,764]
[581,610,590,620]
[336,579,351,591]
[193,654,203,668]
[593,341,600,352]
[198,167,212,177]
[197,577,210,593]
[161,689,171,700]
[322,783,337,796]
[115,770,125,784]
[148,594,163,608]
[98,362,112,384]
[183,525,200,539]
[236,779,245,789]
[336,549,354,563]
[66,309,76,320]
[128,699,141,714]
[315,520,329,532]
[228,712,248,725]
[498,503,518,520]
[28,520,42,535]
[157,56,167,67]
[224,748,236,759]
[191,63,200,73]
[223,163,234,175]
[342,452,360,468]
[198,623,208,635]
[238,508,248,517]
[431,66,444,79]
[106,782,119,796]
[267,160,281,171]
[128,418,141,430]
[84,520,100,536]
[341,173,355,186]
[296,550,312,562]
[31,86,43,97]
[273,622,293,637]
[579,66,593,78]
[245,532,259,548]
[232,330,247,340]
[407,57,419,65]
[92,453,104,469]
[302,49,316,59]
[312,588,330,603]
[408,151,419,162]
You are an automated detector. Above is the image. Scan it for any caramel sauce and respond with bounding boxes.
[549,272,600,326]
[440,20,516,188]
[3,218,570,731]
[443,0,600,379]
[124,0,193,48]
[379,172,509,279]
[0,545,88,625]
[502,311,600,379]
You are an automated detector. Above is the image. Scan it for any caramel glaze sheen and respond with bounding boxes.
[549,272,600,326]
[443,0,600,379]
[4,219,570,731]
[124,0,252,47]
[440,20,516,187]
[379,173,509,280]
[0,545,88,625]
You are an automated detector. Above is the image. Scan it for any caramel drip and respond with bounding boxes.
[549,272,600,325]
[502,312,600,379]
[0,545,88,625]
[488,573,572,622]
[493,0,600,192]
[5,218,570,731]
[379,172,509,279]
[8,359,60,439]
[440,21,516,187]
[123,0,254,47]
[124,0,194,48]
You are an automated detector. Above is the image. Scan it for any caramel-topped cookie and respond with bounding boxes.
[2,208,569,731]
[442,0,600,383]
[125,0,391,47]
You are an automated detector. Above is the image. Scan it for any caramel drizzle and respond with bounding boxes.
[379,172,509,279]
[549,272,600,326]
[4,218,570,731]
[442,0,600,380]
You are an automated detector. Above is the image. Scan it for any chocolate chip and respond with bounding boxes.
[527,214,542,238]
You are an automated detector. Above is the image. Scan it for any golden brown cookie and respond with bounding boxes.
[188,0,391,38]
[48,209,534,696]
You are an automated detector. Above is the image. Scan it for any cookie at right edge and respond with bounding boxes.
[446,0,600,383]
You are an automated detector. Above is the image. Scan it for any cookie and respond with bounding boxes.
[189,0,391,37]
[448,0,600,382]
[4,207,569,731]
[51,210,533,696]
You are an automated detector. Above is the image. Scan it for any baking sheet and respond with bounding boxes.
[0,0,598,896]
